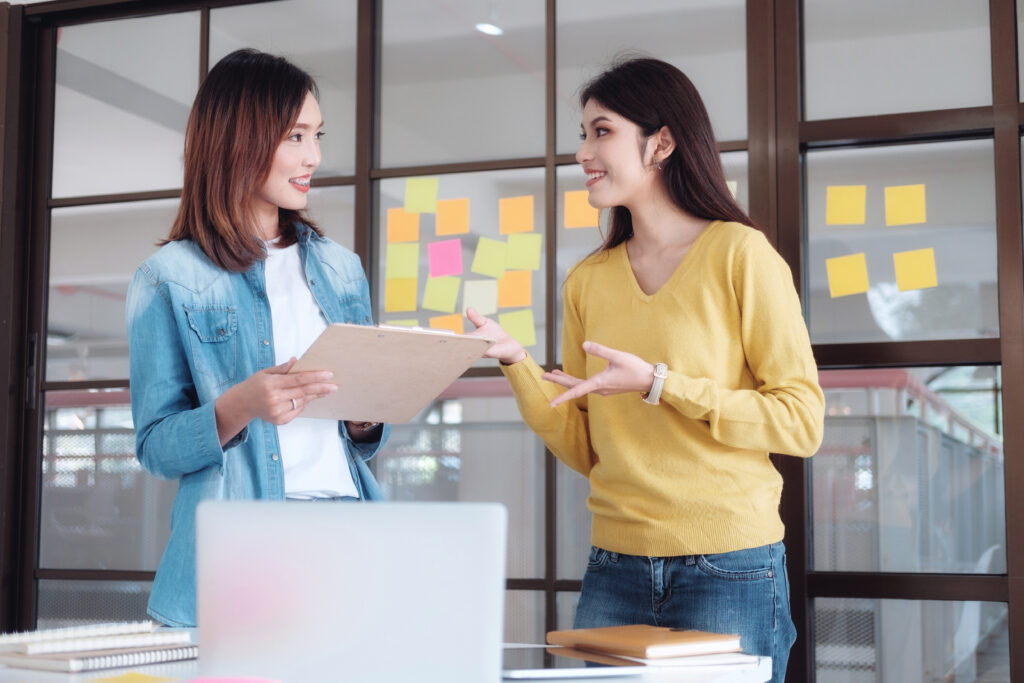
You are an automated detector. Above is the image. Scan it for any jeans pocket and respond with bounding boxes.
[586,546,611,570]
[696,545,775,581]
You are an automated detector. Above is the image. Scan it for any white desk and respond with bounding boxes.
[0,656,770,683]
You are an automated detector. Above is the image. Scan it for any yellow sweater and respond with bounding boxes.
[502,221,824,556]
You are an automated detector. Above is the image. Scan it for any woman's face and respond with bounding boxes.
[252,91,323,238]
[575,99,658,211]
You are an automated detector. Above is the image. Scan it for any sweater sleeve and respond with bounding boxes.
[659,232,825,457]
[500,280,597,476]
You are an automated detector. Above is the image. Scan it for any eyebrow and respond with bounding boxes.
[292,121,325,130]
[581,115,612,129]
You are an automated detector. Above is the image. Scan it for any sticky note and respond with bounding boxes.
[893,247,938,291]
[180,678,281,683]
[428,238,463,277]
[387,207,420,243]
[384,278,417,312]
[564,190,599,229]
[429,313,465,334]
[404,177,439,213]
[499,195,534,234]
[885,184,926,226]
[506,233,543,271]
[498,270,532,308]
[384,319,419,327]
[825,253,870,298]
[386,243,418,279]
[423,276,461,313]
[88,673,177,683]
[499,309,536,347]
[463,279,498,315]
[436,198,470,235]
[471,237,507,279]
[726,180,738,199]
[825,185,867,225]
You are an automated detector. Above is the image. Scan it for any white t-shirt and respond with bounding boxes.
[264,239,358,499]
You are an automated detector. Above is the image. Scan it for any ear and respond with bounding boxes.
[648,125,676,166]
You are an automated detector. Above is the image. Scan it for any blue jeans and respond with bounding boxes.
[573,541,795,683]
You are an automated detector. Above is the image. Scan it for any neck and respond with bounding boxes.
[625,192,708,253]
[255,207,280,241]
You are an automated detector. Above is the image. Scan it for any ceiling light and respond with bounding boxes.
[474,22,503,36]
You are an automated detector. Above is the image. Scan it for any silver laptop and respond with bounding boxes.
[196,500,507,683]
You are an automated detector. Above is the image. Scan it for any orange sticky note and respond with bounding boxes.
[885,184,926,226]
[564,190,599,229]
[497,270,532,308]
[384,277,417,312]
[893,247,938,291]
[826,185,867,225]
[825,253,870,298]
[387,207,420,243]
[429,313,464,335]
[499,195,534,234]
[436,198,470,235]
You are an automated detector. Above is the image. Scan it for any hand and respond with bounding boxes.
[215,358,338,444]
[345,420,382,443]
[542,341,656,408]
[466,307,527,365]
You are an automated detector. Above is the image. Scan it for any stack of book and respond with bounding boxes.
[0,620,197,673]
[547,623,758,667]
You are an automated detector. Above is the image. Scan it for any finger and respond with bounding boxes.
[466,307,489,329]
[265,357,299,375]
[549,380,596,408]
[299,382,339,398]
[281,370,335,386]
[581,340,616,360]
[541,371,581,389]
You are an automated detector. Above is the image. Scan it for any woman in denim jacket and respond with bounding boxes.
[126,49,389,627]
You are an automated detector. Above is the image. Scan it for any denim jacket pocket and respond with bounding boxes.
[184,305,238,385]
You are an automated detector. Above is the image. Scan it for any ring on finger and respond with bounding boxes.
[291,397,298,411]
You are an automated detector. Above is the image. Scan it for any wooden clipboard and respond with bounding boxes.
[289,323,495,423]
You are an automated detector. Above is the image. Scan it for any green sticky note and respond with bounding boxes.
[471,237,507,279]
[384,319,419,327]
[506,233,543,271]
[499,308,536,348]
[422,276,461,313]
[386,243,419,279]
[405,177,439,213]
[463,279,498,315]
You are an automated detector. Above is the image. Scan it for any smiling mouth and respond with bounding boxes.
[585,171,606,186]
[290,177,311,192]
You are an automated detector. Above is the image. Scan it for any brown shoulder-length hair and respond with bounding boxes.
[165,48,323,272]
[579,56,754,252]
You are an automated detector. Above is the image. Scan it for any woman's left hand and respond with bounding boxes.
[542,341,657,407]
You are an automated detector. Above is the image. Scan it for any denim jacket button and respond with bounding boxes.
[271,453,279,461]
[309,279,316,286]
[365,316,370,322]
[262,339,270,346]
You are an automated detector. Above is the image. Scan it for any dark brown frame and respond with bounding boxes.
[2,1,1022,680]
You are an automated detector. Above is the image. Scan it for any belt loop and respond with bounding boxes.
[684,555,697,566]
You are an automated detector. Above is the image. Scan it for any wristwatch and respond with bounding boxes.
[641,363,668,405]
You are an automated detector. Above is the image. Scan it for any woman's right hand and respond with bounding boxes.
[214,358,337,445]
[466,308,527,365]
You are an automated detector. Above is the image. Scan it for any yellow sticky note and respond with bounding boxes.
[429,313,465,335]
[825,253,870,298]
[498,270,532,308]
[423,276,461,313]
[825,185,867,225]
[405,177,439,213]
[506,233,543,271]
[463,279,498,315]
[87,673,176,683]
[385,319,419,327]
[387,207,420,243]
[386,243,418,279]
[499,309,537,348]
[385,277,417,312]
[471,237,507,279]
[436,198,470,235]
[885,184,926,226]
[564,190,599,229]
[499,195,534,234]
[893,247,938,291]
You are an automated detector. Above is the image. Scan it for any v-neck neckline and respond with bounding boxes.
[619,220,719,301]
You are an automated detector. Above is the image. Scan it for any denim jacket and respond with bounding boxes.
[126,223,390,627]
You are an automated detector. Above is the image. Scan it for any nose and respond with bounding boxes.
[576,137,591,165]
[304,137,322,170]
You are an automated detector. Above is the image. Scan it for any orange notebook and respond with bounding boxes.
[546,624,741,659]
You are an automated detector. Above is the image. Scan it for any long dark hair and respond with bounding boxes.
[166,48,323,272]
[579,57,753,251]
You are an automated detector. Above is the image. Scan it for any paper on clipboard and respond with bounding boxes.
[289,323,495,423]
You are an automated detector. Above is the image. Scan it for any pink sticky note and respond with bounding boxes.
[428,238,463,278]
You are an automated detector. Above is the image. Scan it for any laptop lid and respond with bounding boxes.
[196,501,507,683]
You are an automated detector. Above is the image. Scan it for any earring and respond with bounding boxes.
[655,158,663,171]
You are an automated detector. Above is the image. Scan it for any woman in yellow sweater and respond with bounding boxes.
[467,57,823,682]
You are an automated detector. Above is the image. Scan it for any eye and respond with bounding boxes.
[595,127,609,137]
[315,131,326,141]
[288,133,302,142]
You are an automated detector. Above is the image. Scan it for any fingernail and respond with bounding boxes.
[320,371,334,379]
